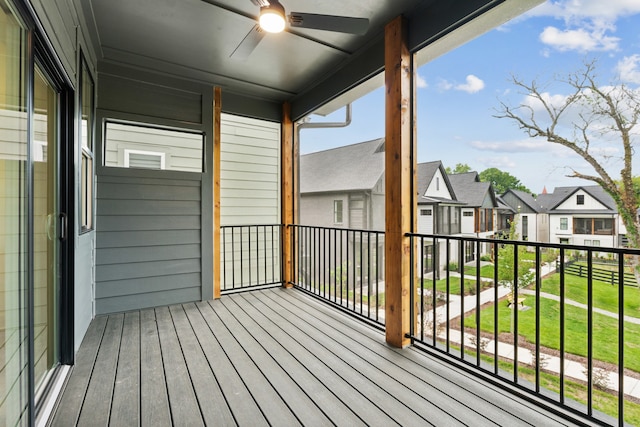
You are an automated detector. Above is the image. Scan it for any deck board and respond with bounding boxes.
[110,311,140,427]
[76,314,122,426]
[52,288,586,426]
[139,308,171,427]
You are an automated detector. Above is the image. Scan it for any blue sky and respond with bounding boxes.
[299,0,640,194]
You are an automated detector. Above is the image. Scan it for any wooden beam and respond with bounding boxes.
[281,102,294,288]
[384,16,415,348]
[213,87,222,299]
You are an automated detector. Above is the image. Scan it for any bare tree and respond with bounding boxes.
[495,60,640,282]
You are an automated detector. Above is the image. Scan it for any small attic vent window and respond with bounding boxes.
[576,194,584,205]
[125,150,165,170]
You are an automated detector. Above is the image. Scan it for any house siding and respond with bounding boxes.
[94,73,213,314]
[220,113,280,226]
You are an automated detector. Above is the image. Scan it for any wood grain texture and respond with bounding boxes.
[214,87,222,299]
[384,15,414,348]
[281,102,294,288]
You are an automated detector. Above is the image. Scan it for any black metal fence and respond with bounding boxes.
[290,225,385,328]
[407,232,640,427]
[220,224,282,293]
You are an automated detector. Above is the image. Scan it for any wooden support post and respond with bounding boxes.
[213,87,222,299]
[384,16,415,348]
[282,102,294,288]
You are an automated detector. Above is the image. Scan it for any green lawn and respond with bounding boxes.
[463,264,496,279]
[465,298,640,372]
[539,273,640,318]
[422,276,492,297]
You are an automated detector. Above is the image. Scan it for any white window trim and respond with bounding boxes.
[124,149,166,169]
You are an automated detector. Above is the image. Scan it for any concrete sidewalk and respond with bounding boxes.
[420,284,640,399]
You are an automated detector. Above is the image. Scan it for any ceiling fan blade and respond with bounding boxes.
[289,12,368,35]
[230,24,267,59]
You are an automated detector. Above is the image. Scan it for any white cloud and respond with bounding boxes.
[616,54,640,84]
[516,0,640,54]
[529,0,640,23]
[455,75,485,94]
[416,74,428,89]
[470,139,552,153]
[539,26,620,52]
[478,156,517,169]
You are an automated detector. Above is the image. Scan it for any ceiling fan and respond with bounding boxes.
[230,0,369,59]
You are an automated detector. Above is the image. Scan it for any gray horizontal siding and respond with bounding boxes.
[95,172,202,314]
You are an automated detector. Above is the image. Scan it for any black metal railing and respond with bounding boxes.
[220,224,282,293]
[290,225,385,328]
[407,232,640,426]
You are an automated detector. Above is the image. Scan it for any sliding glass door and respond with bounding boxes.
[0,1,69,424]
[0,3,29,424]
[32,64,61,393]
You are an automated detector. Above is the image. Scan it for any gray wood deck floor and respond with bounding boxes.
[51,288,584,426]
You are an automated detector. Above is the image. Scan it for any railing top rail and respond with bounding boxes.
[221,224,283,228]
[406,232,640,255]
[288,224,385,235]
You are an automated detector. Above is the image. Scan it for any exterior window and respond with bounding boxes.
[576,194,584,205]
[592,240,600,246]
[104,121,204,172]
[584,239,591,245]
[333,200,343,224]
[559,238,569,244]
[559,217,568,230]
[574,218,614,235]
[522,215,528,240]
[594,218,614,235]
[436,177,440,191]
[420,209,432,216]
[80,55,94,231]
[463,211,473,217]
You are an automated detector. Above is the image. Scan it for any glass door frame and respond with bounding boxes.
[11,0,76,420]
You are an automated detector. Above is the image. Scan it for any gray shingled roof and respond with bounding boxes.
[416,161,458,204]
[542,185,617,211]
[506,189,543,213]
[300,138,385,194]
[448,172,496,207]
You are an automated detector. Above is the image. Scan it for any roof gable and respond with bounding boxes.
[417,161,456,202]
[549,185,616,211]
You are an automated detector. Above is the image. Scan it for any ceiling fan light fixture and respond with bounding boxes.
[259,3,285,33]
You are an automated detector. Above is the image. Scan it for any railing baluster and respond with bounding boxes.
[587,250,593,416]
[618,252,625,426]
[446,238,450,353]
[493,241,498,375]
[476,239,481,367]
[460,240,465,361]
[560,246,565,404]
[535,245,541,393]
[513,241,519,383]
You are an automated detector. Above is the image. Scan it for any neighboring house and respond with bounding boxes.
[416,161,462,235]
[501,189,549,242]
[538,186,623,247]
[300,138,385,231]
[299,138,386,287]
[501,185,626,247]
[416,161,464,276]
[495,195,516,236]
[447,172,499,237]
